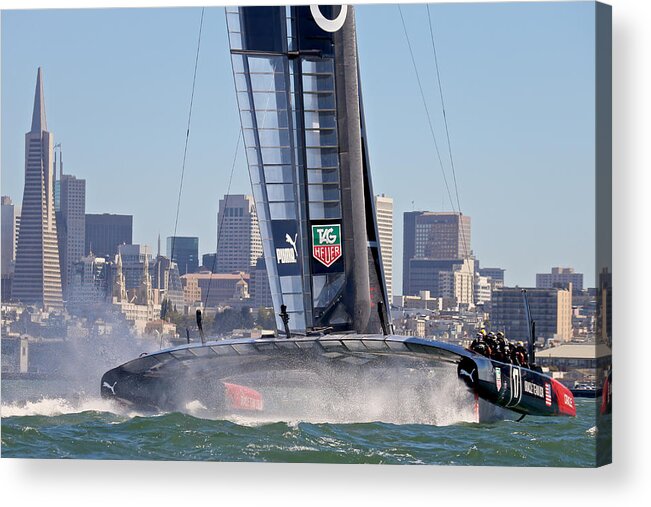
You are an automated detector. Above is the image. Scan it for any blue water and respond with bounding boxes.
[1,380,608,466]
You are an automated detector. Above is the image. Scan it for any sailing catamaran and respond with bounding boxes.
[101,5,575,421]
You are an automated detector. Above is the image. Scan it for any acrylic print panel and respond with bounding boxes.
[0,2,611,467]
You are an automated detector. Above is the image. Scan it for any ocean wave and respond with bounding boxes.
[0,396,140,418]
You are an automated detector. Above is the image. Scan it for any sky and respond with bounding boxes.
[1,2,597,289]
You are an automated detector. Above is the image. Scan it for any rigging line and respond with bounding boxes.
[426,4,462,215]
[203,128,242,310]
[168,7,205,304]
[426,5,471,273]
[398,5,456,214]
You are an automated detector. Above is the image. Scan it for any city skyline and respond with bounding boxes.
[1,3,597,289]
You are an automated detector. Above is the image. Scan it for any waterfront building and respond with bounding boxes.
[491,285,573,342]
[215,194,262,273]
[402,211,471,296]
[180,272,251,308]
[85,213,132,258]
[375,194,393,302]
[57,172,86,298]
[393,291,444,311]
[535,343,611,373]
[536,267,584,293]
[11,68,64,310]
[166,236,199,276]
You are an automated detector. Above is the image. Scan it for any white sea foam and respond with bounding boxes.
[0,396,141,418]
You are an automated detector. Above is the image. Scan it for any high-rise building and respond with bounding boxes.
[375,194,393,302]
[152,254,185,311]
[1,196,16,301]
[201,253,217,272]
[11,68,64,310]
[57,172,86,298]
[251,257,273,308]
[116,244,152,291]
[215,194,262,273]
[1,196,16,276]
[166,236,199,276]
[402,211,471,297]
[403,211,471,294]
[491,286,573,342]
[85,213,132,258]
[536,267,583,292]
[67,253,110,310]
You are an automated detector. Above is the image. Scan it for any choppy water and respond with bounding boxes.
[1,380,608,466]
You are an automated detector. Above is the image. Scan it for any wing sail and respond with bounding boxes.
[227,5,390,334]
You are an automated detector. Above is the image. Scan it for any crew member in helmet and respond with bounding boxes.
[514,341,528,367]
[485,332,498,359]
[470,330,489,357]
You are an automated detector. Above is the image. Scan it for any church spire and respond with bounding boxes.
[30,67,48,133]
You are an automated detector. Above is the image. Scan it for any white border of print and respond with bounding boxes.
[1,0,649,506]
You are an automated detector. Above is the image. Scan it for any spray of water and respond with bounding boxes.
[159,357,480,427]
[3,329,482,426]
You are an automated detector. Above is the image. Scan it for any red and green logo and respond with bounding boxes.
[311,224,342,267]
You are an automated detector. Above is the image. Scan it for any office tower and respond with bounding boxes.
[166,236,199,276]
[85,213,133,258]
[215,194,262,273]
[251,257,273,308]
[152,254,185,311]
[201,253,217,272]
[491,286,573,342]
[1,196,16,301]
[57,172,86,297]
[116,244,152,290]
[67,253,110,309]
[1,196,16,276]
[402,211,471,296]
[11,68,64,310]
[375,194,393,302]
[536,267,584,292]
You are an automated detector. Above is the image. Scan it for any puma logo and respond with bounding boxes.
[459,368,476,383]
[103,381,117,395]
[285,233,298,256]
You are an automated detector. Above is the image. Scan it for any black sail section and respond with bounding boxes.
[227,5,390,335]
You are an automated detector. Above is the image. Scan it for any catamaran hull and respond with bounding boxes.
[101,335,575,420]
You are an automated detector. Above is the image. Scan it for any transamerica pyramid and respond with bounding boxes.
[11,67,64,310]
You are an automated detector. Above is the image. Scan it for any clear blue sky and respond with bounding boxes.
[1,2,597,289]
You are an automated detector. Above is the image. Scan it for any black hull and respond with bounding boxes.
[101,335,575,419]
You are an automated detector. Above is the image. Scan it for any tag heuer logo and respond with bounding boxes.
[312,224,342,267]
